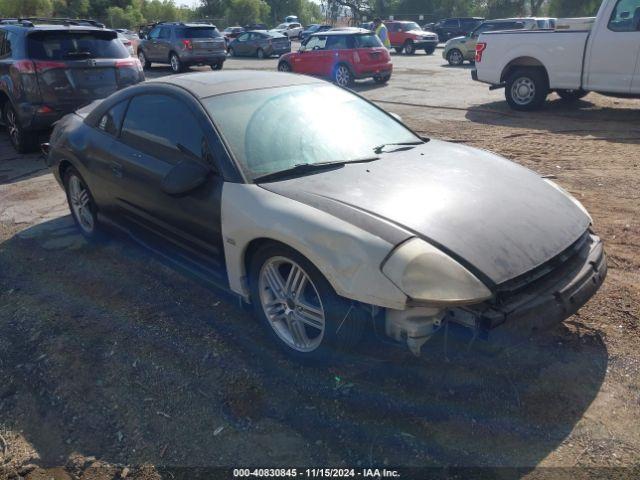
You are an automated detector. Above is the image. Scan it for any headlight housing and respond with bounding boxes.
[382,238,492,305]
[543,178,592,223]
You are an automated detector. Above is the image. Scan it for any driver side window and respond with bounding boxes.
[303,35,327,50]
[609,0,640,31]
[237,33,249,42]
[148,27,160,39]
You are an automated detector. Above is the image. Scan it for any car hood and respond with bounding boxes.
[260,140,591,287]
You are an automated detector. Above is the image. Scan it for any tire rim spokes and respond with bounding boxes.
[259,257,325,352]
[6,109,19,146]
[512,77,535,105]
[171,55,179,71]
[336,66,349,87]
[69,176,94,233]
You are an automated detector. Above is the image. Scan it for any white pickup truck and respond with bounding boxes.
[472,0,640,110]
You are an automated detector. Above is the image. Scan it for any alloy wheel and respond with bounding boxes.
[170,54,180,72]
[448,49,463,65]
[278,62,291,72]
[404,42,415,54]
[511,76,536,106]
[68,175,95,234]
[258,256,326,353]
[334,65,351,87]
[5,107,20,148]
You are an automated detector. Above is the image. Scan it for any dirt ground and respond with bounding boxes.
[0,50,639,479]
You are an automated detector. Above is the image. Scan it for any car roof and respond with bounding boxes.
[318,28,370,35]
[148,70,324,98]
[2,23,107,32]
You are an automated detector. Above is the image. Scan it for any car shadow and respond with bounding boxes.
[466,96,640,145]
[0,134,50,185]
[440,63,475,69]
[0,217,608,475]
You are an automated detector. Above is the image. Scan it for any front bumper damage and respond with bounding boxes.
[385,233,607,355]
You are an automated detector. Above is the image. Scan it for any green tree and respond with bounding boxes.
[548,0,600,17]
[106,5,144,27]
[226,0,270,24]
[0,0,53,16]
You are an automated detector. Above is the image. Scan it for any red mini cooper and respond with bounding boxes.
[277,29,392,87]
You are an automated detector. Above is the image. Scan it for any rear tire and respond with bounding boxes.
[447,48,464,66]
[63,167,103,241]
[249,243,365,362]
[556,89,588,102]
[505,68,549,111]
[169,52,183,73]
[228,47,236,57]
[4,102,38,154]
[333,64,353,88]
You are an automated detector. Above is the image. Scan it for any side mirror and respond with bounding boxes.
[161,161,210,196]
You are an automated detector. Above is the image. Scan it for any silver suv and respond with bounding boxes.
[137,22,226,73]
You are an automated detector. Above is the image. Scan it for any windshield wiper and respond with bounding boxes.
[254,157,379,183]
[373,141,424,154]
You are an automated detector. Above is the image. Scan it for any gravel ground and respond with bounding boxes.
[0,49,639,479]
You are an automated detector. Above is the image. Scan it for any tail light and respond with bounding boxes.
[182,39,193,50]
[116,58,143,72]
[475,42,487,62]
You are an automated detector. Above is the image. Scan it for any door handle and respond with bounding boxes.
[110,161,123,178]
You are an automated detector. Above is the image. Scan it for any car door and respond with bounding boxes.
[234,32,250,55]
[585,0,640,93]
[156,26,172,62]
[145,26,161,60]
[293,35,327,74]
[114,91,227,283]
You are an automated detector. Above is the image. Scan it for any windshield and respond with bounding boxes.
[402,22,422,31]
[204,85,420,181]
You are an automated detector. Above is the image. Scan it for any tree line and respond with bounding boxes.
[0,0,604,30]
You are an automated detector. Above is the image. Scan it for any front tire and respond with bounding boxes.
[210,61,223,70]
[447,48,464,66]
[424,46,435,55]
[403,40,416,55]
[374,73,391,84]
[63,167,102,241]
[333,64,353,88]
[4,103,38,154]
[556,89,588,102]
[505,68,549,111]
[137,50,151,69]
[278,61,291,72]
[257,48,266,59]
[228,47,236,57]
[249,243,364,361]
[169,52,183,73]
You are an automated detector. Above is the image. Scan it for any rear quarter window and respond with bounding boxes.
[27,31,128,60]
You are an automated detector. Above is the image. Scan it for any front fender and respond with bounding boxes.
[221,183,408,310]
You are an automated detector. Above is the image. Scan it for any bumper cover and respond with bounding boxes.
[452,233,607,348]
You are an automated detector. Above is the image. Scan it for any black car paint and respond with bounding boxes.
[260,141,592,288]
[49,83,243,289]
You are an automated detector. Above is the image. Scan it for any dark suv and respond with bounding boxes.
[0,20,143,153]
[137,22,227,73]
[433,17,484,42]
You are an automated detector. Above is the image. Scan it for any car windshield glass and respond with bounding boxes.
[183,27,221,38]
[354,33,383,47]
[402,22,422,31]
[204,85,420,181]
[27,31,128,59]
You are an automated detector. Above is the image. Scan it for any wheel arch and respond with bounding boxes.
[500,56,549,85]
